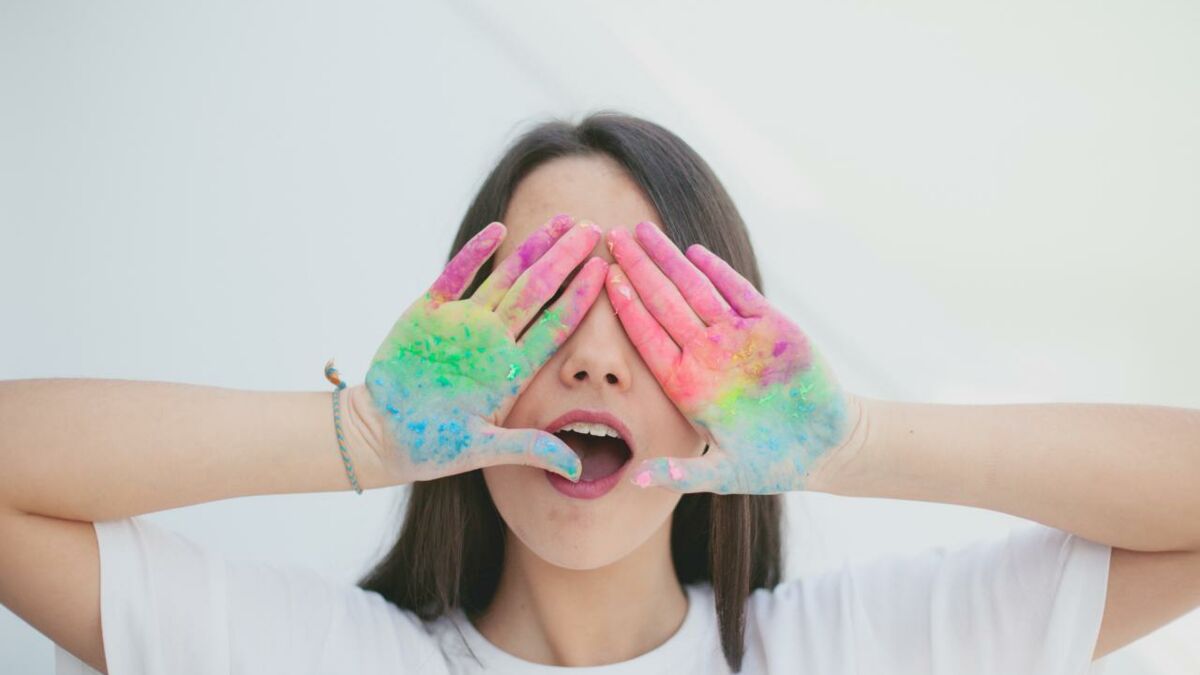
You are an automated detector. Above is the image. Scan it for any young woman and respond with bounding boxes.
[1,112,1198,675]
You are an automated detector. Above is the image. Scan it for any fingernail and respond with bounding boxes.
[477,222,504,246]
[550,214,574,233]
[585,257,609,273]
[632,470,653,487]
[556,459,581,483]
[607,270,634,303]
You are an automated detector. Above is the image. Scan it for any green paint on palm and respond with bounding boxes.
[366,302,567,466]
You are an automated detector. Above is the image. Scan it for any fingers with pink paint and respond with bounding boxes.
[495,222,602,337]
[521,256,609,365]
[633,221,734,323]
[605,221,854,495]
[472,214,575,309]
[607,228,705,348]
[604,264,681,386]
[427,222,507,305]
[363,216,608,485]
[683,240,769,317]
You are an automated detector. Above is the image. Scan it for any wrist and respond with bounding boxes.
[340,383,396,488]
[806,392,872,494]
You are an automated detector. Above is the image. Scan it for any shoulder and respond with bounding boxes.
[744,522,1110,623]
[739,524,1111,674]
[82,516,449,674]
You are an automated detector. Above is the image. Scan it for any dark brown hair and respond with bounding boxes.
[359,111,783,672]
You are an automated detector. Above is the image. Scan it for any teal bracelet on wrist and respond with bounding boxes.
[324,358,363,495]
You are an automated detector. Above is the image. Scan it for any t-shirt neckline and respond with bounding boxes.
[449,582,712,673]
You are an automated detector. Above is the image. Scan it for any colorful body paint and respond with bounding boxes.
[606,222,851,494]
[363,216,606,483]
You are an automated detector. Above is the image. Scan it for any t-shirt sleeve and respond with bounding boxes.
[53,516,443,675]
[747,522,1112,675]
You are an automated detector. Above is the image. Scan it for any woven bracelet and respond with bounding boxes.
[324,358,363,495]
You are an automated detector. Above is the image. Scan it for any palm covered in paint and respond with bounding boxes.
[606,222,853,494]
[364,215,606,483]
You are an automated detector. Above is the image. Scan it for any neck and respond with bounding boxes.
[472,518,687,667]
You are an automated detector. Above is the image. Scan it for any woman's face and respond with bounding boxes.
[482,154,706,570]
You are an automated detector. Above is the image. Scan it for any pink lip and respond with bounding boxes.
[542,409,636,500]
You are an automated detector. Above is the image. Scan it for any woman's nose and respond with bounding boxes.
[556,298,633,392]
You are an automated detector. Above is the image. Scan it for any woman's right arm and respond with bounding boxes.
[0,379,389,673]
[0,379,390,522]
[0,214,607,673]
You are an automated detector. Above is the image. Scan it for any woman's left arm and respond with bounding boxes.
[605,222,1200,552]
[812,397,1200,553]
[604,222,1200,660]
[811,398,1200,660]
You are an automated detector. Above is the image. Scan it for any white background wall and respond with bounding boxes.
[2,1,1197,672]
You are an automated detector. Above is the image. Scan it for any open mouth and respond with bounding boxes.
[552,421,633,482]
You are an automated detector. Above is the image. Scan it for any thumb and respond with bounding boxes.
[628,454,737,493]
[472,424,582,482]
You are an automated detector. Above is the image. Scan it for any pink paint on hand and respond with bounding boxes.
[366,215,608,484]
[428,222,505,303]
[667,458,684,481]
[548,213,574,235]
[608,269,634,300]
[601,222,851,495]
[494,222,602,335]
[472,215,578,309]
[603,261,682,384]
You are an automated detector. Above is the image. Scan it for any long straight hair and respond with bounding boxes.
[359,111,783,672]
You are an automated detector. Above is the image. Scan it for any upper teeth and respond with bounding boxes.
[558,422,621,438]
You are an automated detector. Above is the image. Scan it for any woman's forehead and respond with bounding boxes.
[496,155,662,261]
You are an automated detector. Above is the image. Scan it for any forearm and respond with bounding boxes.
[813,395,1200,552]
[0,378,389,522]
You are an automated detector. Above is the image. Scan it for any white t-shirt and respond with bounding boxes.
[55,516,1112,675]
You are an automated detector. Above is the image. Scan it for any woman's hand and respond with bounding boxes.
[604,222,857,494]
[360,215,606,484]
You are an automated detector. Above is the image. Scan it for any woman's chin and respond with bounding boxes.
[532,544,626,572]
[483,463,680,572]
[519,504,639,570]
